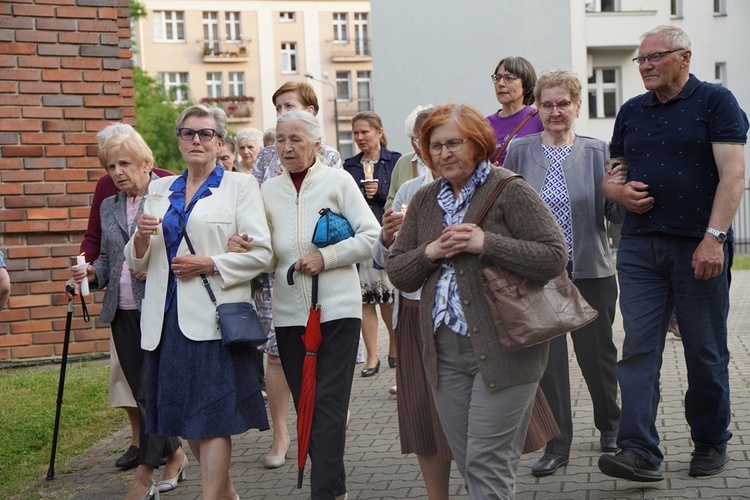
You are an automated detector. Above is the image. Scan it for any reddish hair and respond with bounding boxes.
[418,103,496,170]
[272,81,319,115]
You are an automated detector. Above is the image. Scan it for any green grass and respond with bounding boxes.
[0,362,127,498]
[732,254,750,270]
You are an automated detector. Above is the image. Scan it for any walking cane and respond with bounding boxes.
[46,283,89,481]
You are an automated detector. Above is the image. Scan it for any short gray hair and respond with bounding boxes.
[404,105,435,138]
[97,123,137,148]
[174,104,228,139]
[235,127,264,148]
[640,25,691,51]
[276,110,322,143]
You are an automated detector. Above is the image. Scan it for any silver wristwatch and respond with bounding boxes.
[706,227,727,244]
[212,263,219,275]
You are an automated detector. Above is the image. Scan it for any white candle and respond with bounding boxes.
[75,255,90,296]
[144,194,163,235]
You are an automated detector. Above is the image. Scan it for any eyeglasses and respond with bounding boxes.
[491,73,519,84]
[632,48,685,65]
[177,128,220,142]
[429,138,468,156]
[539,100,573,113]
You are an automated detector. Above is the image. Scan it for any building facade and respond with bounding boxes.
[135,0,373,158]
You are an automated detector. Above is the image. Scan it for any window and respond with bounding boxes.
[714,62,726,87]
[333,13,348,42]
[203,12,219,52]
[336,71,351,101]
[228,72,245,97]
[585,0,617,12]
[600,0,616,11]
[714,0,726,15]
[356,70,372,111]
[153,11,185,41]
[338,131,354,159]
[206,72,222,98]
[670,0,683,17]
[281,42,297,73]
[225,12,242,42]
[353,13,370,56]
[587,68,619,118]
[159,72,189,102]
[279,12,296,22]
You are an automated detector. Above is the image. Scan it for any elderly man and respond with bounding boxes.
[598,25,748,482]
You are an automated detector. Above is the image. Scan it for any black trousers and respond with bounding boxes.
[539,274,620,456]
[276,317,360,500]
[111,308,180,466]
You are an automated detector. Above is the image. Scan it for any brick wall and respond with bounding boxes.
[0,0,134,362]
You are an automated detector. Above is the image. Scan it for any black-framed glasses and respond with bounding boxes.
[491,73,519,84]
[177,128,220,142]
[429,138,468,156]
[632,48,685,65]
[539,100,573,113]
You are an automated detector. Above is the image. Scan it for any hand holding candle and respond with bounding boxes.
[74,255,90,296]
[362,160,377,199]
[144,194,163,234]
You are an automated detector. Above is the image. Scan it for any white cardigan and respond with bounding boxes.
[261,160,380,327]
[124,170,272,350]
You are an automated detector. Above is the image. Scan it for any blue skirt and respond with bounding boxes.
[145,295,269,439]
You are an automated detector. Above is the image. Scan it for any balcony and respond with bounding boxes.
[336,99,373,120]
[200,96,254,122]
[326,38,372,63]
[585,9,665,50]
[201,41,250,63]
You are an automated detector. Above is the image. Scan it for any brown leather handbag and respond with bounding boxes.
[474,175,598,353]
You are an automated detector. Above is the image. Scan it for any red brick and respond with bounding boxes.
[30,305,69,320]
[35,18,77,32]
[38,0,76,4]
[80,70,121,83]
[55,6,97,19]
[63,108,104,119]
[27,208,70,220]
[20,132,63,144]
[45,170,88,181]
[37,44,79,57]
[22,107,63,119]
[8,294,50,308]
[0,17,35,30]
[5,219,49,232]
[30,281,69,294]
[1,170,44,182]
[15,31,58,43]
[3,68,42,81]
[42,120,83,132]
[0,95,41,106]
[17,55,59,69]
[23,183,65,195]
[32,331,66,344]
[49,220,88,232]
[0,145,43,157]
[41,69,82,82]
[13,4,56,17]
[4,196,47,208]
[103,83,121,94]
[70,207,91,218]
[0,309,30,322]
[49,194,91,208]
[0,349,9,361]
[6,246,49,259]
[63,133,97,144]
[62,182,98,194]
[61,82,102,95]
[19,82,61,94]
[0,81,17,93]
[83,95,123,107]
[99,8,118,20]
[58,32,99,45]
[67,157,100,168]
[45,145,86,156]
[0,132,18,144]
[59,58,101,70]
[0,208,25,220]
[100,33,119,45]
[0,119,41,131]
[74,329,109,342]
[61,341,98,356]
[78,19,117,32]
[0,332,32,347]
[11,344,55,358]
[0,108,20,118]
[0,184,23,195]
[0,55,16,67]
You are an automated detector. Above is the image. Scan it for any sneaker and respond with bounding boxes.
[598,449,663,482]
[689,446,727,477]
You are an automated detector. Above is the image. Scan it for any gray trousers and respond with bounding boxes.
[431,324,537,499]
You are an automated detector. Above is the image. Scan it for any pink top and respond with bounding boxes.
[117,195,143,310]
[486,106,544,165]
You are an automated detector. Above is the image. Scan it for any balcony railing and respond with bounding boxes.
[201,41,249,63]
[327,38,372,61]
[335,98,373,118]
[200,96,255,120]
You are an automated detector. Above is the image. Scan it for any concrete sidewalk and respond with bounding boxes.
[26,271,750,499]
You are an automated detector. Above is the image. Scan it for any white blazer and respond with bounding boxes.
[124,170,272,350]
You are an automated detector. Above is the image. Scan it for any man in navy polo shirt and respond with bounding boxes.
[598,25,748,482]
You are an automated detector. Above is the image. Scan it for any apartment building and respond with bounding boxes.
[134,1,373,158]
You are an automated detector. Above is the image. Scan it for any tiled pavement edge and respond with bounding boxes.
[21,271,750,499]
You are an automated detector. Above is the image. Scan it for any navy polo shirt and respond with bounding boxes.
[610,74,748,238]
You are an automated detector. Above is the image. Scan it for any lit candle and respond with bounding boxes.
[144,194,163,235]
[363,161,375,199]
[75,254,90,296]
[401,203,408,214]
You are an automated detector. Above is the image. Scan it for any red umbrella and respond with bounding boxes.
[286,265,322,488]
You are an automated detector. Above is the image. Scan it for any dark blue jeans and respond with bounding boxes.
[616,233,732,467]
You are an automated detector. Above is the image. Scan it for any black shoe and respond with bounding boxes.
[388,356,397,368]
[689,446,727,476]
[115,445,139,469]
[598,449,663,482]
[600,435,620,452]
[361,360,380,377]
[531,454,569,477]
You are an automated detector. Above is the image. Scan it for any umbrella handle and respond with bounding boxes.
[286,263,297,286]
[286,264,319,308]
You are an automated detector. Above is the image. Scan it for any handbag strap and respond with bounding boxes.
[182,230,218,307]
[489,108,539,165]
[472,174,523,226]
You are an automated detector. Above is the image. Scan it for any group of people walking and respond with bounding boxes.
[67,24,746,500]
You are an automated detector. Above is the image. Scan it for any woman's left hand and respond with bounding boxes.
[295,251,324,276]
[171,255,213,280]
[441,223,485,258]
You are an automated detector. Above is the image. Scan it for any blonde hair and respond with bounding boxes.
[97,132,154,171]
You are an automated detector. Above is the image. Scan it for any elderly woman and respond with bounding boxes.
[70,127,185,499]
[217,135,237,171]
[124,105,272,500]
[235,127,264,173]
[387,103,567,499]
[250,81,346,470]
[262,110,379,499]
[487,56,544,165]
[344,111,402,376]
[503,69,624,477]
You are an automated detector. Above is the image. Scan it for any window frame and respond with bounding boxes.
[356,70,372,111]
[228,72,245,97]
[206,72,223,99]
[587,67,619,119]
[153,11,185,42]
[203,11,220,52]
[159,72,190,103]
[353,13,370,56]
[279,11,296,22]
[225,12,242,43]
[333,13,349,43]
[335,71,351,101]
[281,42,298,74]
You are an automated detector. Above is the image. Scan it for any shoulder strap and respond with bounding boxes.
[183,231,218,306]
[472,174,523,226]
[490,108,539,165]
